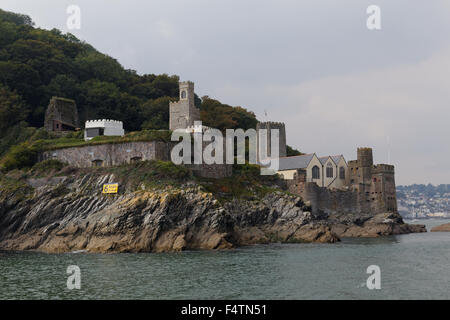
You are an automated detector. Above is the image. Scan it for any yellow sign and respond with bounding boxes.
[102,183,119,194]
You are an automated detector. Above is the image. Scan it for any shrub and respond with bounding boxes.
[31,159,66,172]
[0,141,40,171]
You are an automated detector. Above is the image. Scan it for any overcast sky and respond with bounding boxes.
[2,0,450,185]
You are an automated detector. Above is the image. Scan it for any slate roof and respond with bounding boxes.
[278,154,315,171]
[319,156,331,165]
[331,155,344,165]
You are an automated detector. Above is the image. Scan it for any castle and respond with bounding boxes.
[169,81,200,131]
[39,80,398,215]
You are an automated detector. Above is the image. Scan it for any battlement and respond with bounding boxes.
[257,121,286,128]
[85,119,124,129]
[183,122,211,133]
[84,119,124,141]
[372,164,395,174]
[179,81,194,87]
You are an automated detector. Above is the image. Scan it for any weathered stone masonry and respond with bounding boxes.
[286,148,397,215]
[39,141,233,179]
[40,141,170,167]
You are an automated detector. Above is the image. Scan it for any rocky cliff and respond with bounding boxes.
[0,163,426,253]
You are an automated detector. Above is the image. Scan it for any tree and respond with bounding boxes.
[200,97,258,131]
[0,85,28,131]
[141,96,173,130]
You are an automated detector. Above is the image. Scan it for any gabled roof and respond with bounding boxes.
[278,154,315,171]
[331,155,343,164]
[319,156,331,165]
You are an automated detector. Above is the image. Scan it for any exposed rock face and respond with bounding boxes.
[431,223,450,232]
[327,211,427,238]
[0,173,425,253]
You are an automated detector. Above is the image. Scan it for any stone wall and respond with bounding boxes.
[40,141,170,167]
[286,164,397,215]
[39,141,233,178]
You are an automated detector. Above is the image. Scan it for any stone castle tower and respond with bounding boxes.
[44,97,79,132]
[169,81,200,131]
[356,147,373,184]
[256,122,287,158]
[348,147,398,213]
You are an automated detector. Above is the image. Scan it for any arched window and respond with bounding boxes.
[181,90,187,99]
[312,165,320,179]
[326,163,333,178]
[339,167,345,179]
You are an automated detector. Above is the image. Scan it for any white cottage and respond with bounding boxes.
[84,119,125,141]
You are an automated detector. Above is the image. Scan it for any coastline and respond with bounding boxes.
[0,166,426,254]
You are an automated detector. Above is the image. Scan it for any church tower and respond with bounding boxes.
[169,81,200,131]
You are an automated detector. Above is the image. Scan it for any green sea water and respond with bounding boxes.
[1,219,449,300]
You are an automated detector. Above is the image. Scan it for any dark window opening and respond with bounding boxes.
[92,159,103,167]
[86,128,104,138]
[130,156,142,164]
[326,164,333,178]
[312,166,320,179]
[339,167,345,179]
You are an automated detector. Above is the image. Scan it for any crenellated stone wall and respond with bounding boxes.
[286,151,398,216]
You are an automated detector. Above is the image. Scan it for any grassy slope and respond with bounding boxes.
[0,160,285,204]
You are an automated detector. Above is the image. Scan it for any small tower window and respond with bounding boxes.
[312,165,320,179]
[181,90,187,99]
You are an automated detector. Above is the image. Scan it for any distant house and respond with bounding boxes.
[44,97,79,132]
[84,119,125,141]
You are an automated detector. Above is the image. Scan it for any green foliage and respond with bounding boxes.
[0,129,173,171]
[0,141,41,171]
[38,129,172,151]
[141,96,173,130]
[200,163,281,201]
[31,159,66,172]
[105,160,192,190]
[0,85,27,130]
[0,8,297,166]
[0,9,34,26]
[200,97,258,131]
[0,171,33,200]
[286,145,303,156]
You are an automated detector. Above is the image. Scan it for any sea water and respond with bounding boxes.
[0,219,449,300]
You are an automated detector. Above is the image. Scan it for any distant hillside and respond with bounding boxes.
[0,9,280,155]
[397,184,450,197]
[397,184,450,218]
